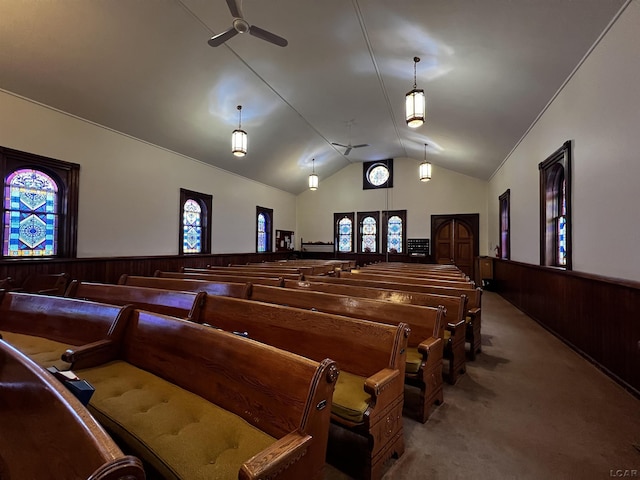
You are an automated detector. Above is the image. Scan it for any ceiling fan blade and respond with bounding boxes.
[249,25,288,47]
[344,147,352,156]
[226,0,243,18]
[331,142,349,148]
[208,28,239,47]
[352,144,370,148]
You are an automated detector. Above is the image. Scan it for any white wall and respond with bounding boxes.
[488,1,640,281]
[0,90,296,257]
[296,158,489,253]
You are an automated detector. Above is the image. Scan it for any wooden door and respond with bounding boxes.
[431,214,479,279]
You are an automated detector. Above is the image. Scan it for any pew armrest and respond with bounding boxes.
[468,307,481,320]
[446,319,466,334]
[364,368,400,398]
[239,431,313,480]
[417,336,442,358]
[62,339,118,369]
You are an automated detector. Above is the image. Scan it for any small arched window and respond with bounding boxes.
[182,199,202,253]
[4,169,59,257]
[338,217,353,252]
[256,206,273,253]
[179,189,212,255]
[539,141,571,269]
[387,215,403,253]
[359,213,378,253]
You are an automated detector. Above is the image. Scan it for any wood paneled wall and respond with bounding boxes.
[493,258,640,398]
[0,252,291,286]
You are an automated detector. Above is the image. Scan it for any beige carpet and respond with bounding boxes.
[325,291,640,479]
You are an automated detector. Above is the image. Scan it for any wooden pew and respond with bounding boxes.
[246,283,446,420]
[8,272,70,295]
[199,295,409,480]
[338,270,475,289]
[67,310,338,480]
[118,274,251,298]
[306,275,483,360]
[182,266,305,280]
[358,265,469,280]
[0,339,146,480]
[154,270,286,286]
[65,280,206,322]
[0,292,133,370]
[282,279,468,385]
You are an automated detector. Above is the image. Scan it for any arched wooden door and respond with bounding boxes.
[431,214,479,279]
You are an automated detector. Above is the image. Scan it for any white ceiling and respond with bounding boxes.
[0,0,626,194]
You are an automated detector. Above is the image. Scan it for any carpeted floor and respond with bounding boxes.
[325,291,640,479]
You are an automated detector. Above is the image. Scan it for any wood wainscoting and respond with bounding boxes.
[0,252,291,286]
[493,259,640,398]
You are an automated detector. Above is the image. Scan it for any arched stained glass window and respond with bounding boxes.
[179,189,212,255]
[362,216,377,253]
[539,141,571,269]
[557,178,567,266]
[3,169,59,257]
[182,199,202,253]
[387,215,403,253]
[257,213,267,253]
[338,216,353,252]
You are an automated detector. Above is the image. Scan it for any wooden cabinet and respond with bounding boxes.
[478,256,493,280]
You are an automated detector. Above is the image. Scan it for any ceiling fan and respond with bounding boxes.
[208,0,288,47]
[331,121,370,156]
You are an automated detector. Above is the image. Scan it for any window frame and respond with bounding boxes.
[256,205,273,253]
[499,189,511,260]
[539,141,571,269]
[1,146,79,258]
[357,211,380,253]
[179,188,212,255]
[334,212,355,253]
[382,209,407,254]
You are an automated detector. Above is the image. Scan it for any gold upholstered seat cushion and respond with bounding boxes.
[76,361,275,480]
[0,331,73,370]
[331,369,370,424]
[405,347,422,374]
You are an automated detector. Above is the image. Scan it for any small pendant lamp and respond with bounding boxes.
[308,158,319,191]
[232,105,247,157]
[406,57,425,128]
[419,143,432,182]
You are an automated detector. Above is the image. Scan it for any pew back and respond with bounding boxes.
[65,280,206,321]
[248,283,443,349]
[154,270,285,286]
[118,274,250,298]
[201,295,407,379]
[0,292,132,346]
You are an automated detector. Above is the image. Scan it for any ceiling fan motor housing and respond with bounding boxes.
[233,18,250,33]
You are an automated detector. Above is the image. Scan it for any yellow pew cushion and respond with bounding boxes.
[405,347,422,374]
[0,331,73,370]
[77,361,275,480]
[332,370,370,424]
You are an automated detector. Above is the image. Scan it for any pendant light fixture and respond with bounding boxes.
[231,105,247,157]
[308,158,319,191]
[406,57,425,128]
[419,143,432,182]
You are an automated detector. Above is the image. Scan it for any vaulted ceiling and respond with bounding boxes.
[0,0,626,194]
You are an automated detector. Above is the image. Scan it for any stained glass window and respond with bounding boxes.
[182,199,202,253]
[367,165,389,186]
[3,169,59,257]
[557,179,566,266]
[361,216,377,253]
[338,217,353,252]
[387,215,403,253]
[257,212,267,253]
